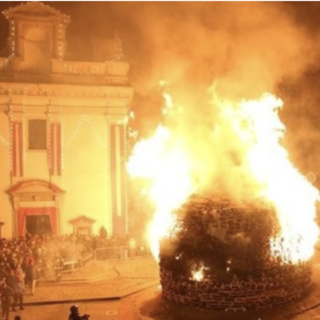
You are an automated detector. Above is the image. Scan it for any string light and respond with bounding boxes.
[0,15,16,71]
[10,20,15,56]
[0,54,14,71]
[112,32,124,61]
[58,23,66,60]
[64,114,108,150]
[0,129,9,146]
[86,116,108,149]
[64,114,88,149]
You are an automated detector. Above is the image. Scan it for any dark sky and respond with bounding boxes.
[1,2,320,180]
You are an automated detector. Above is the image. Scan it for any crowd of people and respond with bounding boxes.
[0,233,98,320]
[0,231,148,320]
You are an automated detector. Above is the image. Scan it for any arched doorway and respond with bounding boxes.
[8,180,64,236]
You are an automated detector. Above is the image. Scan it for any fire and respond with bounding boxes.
[219,93,319,263]
[240,94,320,263]
[191,265,205,282]
[127,125,195,259]
[127,87,319,265]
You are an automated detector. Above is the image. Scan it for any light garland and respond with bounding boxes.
[10,20,15,56]
[112,33,124,61]
[0,129,9,147]
[0,54,14,71]
[0,19,16,72]
[86,116,108,150]
[65,114,108,150]
[64,114,88,149]
[58,23,64,60]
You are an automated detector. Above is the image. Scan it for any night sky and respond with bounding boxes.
[1,2,320,184]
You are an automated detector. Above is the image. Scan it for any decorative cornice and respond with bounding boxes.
[8,179,65,195]
[0,82,134,100]
[3,2,70,24]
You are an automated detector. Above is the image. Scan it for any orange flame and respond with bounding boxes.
[191,265,205,282]
[127,88,319,264]
[241,94,319,263]
[127,125,195,259]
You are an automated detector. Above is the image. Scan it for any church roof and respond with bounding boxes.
[3,1,70,23]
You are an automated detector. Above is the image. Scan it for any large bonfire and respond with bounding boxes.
[127,81,320,310]
[128,84,319,264]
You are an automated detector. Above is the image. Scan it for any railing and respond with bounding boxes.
[36,245,151,280]
[93,245,151,261]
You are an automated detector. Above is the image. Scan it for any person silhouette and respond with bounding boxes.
[68,305,90,320]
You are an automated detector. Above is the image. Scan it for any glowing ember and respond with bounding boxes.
[191,265,205,282]
[127,86,320,265]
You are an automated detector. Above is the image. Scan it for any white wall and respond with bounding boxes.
[61,114,112,235]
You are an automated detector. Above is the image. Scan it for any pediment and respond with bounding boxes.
[69,215,96,226]
[8,179,64,195]
[3,2,70,22]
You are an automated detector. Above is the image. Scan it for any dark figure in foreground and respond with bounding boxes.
[68,305,90,320]
[6,269,24,311]
[1,281,14,320]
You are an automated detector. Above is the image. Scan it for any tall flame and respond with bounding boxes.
[127,87,319,264]
[127,125,195,259]
[239,94,319,263]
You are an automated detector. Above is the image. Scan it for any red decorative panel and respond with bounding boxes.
[12,122,23,177]
[49,123,61,176]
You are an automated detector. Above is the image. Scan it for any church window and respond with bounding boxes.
[28,119,47,150]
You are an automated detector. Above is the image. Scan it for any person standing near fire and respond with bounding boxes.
[15,264,25,310]
[6,269,24,311]
[25,253,37,295]
[0,279,14,320]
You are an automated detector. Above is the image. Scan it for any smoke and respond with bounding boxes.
[117,2,318,97]
[124,2,320,199]
[46,2,320,197]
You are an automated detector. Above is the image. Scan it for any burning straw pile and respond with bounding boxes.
[159,195,312,311]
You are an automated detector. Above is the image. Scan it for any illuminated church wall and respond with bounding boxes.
[62,114,112,235]
[0,2,133,238]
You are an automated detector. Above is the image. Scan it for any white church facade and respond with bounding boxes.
[0,2,133,238]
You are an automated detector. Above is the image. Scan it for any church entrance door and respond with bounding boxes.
[26,215,52,235]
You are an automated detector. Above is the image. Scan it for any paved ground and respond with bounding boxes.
[24,257,159,304]
[7,253,320,320]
